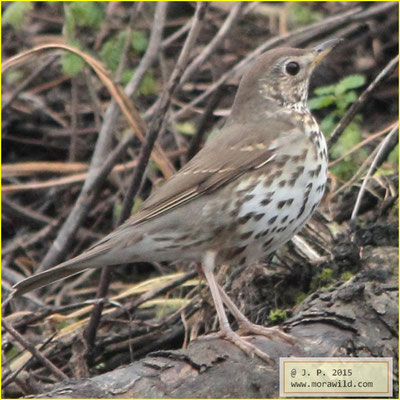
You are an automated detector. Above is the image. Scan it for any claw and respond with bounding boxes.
[237,322,296,345]
[204,328,272,363]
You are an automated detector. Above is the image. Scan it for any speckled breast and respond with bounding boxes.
[218,112,328,266]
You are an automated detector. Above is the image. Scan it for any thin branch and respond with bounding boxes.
[328,54,399,148]
[2,321,68,382]
[351,125,399,222]
[179,2,244,84]
[124,2,167,95]
[120,2,209,223]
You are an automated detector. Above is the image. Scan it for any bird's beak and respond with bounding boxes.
[312,38,343,66]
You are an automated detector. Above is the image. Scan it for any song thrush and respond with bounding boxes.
[12,39,341,362]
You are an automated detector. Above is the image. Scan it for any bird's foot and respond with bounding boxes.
[237,321,296,345]
[205,328,272,362]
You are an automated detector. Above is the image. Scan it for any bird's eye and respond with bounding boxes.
[285,61,300,76]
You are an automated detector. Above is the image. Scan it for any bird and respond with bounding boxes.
[12,38,341,362]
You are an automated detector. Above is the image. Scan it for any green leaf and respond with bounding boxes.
[341,271,354,281]
[330,159,358,181]
[2,2,32,30]
[310,268,334,291]
[287,3,322,27]
[101,30,149,74]
[100,32,126,72]
[121,68,135,86]
[175,121,196,136]
[61,50,85,77]
[69,2,105,28]
[335,74,366,96]
[313,84,336,96]
[268,309,288,323]
[335,90,357,111]
[388,143,399,166]
[308,95,335,110]
[138,71,156,96]
[131,30,148,54]
[63,3,76,40]
[330,122,362,158]
[320,113,338,136]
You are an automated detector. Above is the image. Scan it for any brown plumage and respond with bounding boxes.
[12,39,341,362]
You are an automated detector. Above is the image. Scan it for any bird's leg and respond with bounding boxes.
[201,251,271,362]
[217,282,296,345]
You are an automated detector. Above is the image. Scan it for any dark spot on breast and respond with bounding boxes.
[281,215,288,223]
[278,180,287,187]
[240,231,253,240]
[238,212,254,224]
[261,198,272,206]
[239,256,247,265]
[229,209,240,218]
[213,227,225,236]
[297,204,306,218]
[300,148,308,161]
[264,179,274,188]
[276,154,291,168]
[235,198,245,208]
[277,200,286,209]
[263,238,273,249]
[268,216,277,224]
[243,194,255,202]
[253,213,264,221]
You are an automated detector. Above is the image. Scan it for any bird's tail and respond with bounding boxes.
[11,244,111,297]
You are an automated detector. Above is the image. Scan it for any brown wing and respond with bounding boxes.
[125,116,297,226]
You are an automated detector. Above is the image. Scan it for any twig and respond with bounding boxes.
[2,334,57,389]
[69,79,78,162]
[120,2,208,223]
[329,121,397,167]
[179,2,244,84]
[2,320,68,382]
[124,2,167,95]
[39,135,134,272]
[186,85,225,160]
[351,125,399,222]
[328,55,399,148]
[2,56,57,112]
[161,16,192,49]
[115,5,142,81]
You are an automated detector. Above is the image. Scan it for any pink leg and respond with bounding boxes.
[217,283,296,344]
[201,251,271,362]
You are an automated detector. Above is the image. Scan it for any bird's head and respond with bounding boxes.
[229,39,342,123]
